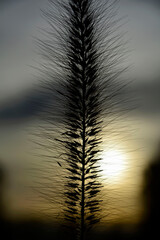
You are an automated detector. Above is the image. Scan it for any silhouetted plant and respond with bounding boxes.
[58,0,103,237]
[34,0,129,239]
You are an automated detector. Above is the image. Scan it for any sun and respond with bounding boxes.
[101,149,127,181]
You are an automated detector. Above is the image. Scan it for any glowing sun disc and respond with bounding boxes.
[101,149,127,180]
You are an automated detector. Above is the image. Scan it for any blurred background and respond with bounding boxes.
[0,0,160,239]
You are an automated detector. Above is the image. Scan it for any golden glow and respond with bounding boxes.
[101,149,127,180]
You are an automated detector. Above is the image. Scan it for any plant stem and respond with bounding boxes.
[80,1,86,239]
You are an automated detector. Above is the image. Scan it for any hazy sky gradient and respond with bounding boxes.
[0,0,160,110]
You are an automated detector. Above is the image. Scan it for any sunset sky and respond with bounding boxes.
[0,0,160,226]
